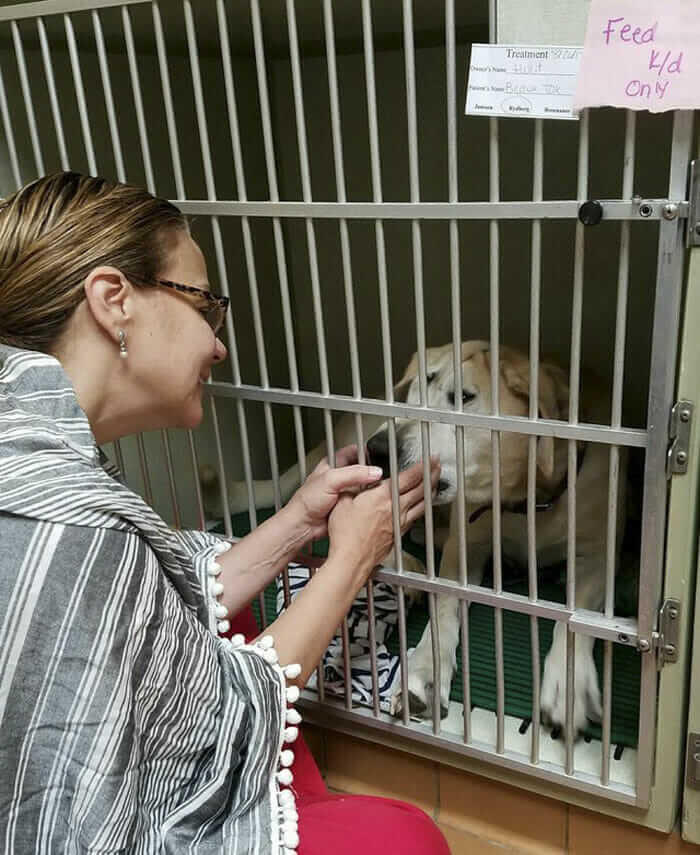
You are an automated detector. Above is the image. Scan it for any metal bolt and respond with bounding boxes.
[663,202,679,220]
[676,450,688,465]
[638,639,651,652]
[639,202,653,218]
[669,606,679,620]
[618,633,629,643]
[681,410,690,423]
[665,643,677,657]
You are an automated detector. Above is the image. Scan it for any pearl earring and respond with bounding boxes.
[118,329,128,359]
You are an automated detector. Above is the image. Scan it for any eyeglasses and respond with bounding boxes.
[130,275,230,335]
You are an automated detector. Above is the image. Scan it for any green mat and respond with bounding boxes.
[218,510,641,749]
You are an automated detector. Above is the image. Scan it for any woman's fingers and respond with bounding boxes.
[403,500,426,530]
[399,474,438,513]
[396,457,440,495]
[326,463,384,494]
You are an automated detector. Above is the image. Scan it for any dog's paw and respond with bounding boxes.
[390,651,450,719]
[540,625,602,738]
[390,678,449,720]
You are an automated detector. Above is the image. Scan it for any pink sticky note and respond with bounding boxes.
[573,0,700,112]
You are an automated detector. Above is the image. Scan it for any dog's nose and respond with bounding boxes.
[366,431,392,479]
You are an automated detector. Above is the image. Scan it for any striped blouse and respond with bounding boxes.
[0,344,300,854]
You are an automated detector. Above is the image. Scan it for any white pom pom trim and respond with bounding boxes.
[286,708,302,725]
[215,612,302,854]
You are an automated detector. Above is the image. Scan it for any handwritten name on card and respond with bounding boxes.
[573,0,700,112]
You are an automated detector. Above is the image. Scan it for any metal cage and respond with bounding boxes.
[1,0,697,829]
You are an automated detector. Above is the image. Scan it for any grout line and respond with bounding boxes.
[434,758,441,821]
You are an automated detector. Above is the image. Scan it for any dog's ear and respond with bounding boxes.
[393,351,419,400]
[500,349,568,480]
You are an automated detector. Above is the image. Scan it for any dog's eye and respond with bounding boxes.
[448,390,476,406]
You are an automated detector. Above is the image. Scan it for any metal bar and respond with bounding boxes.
[488,0,504,753]
[210,395,233,539]
[285,0,336,464]
[635,109,695,809]
[529,118,544,764]
[323,0,363,411]
[122,2,201,536]
[206,382,649,447]
[186,429,206,532]
[323,0,375,712]
[602,109,636,786]
[92,8,124,181]
[11,20,44,176]
[180,0,262,546]
[152,0,185,198]
[402,0,440,733]
[112,438,125,476]
[185,0,280,493]
[161,429,182,529]
[0,58,22,189]
[37,17,68,171]
[283,0,343,701]
[248,0,314,671]
[361,0,408,724]
[565,107,590,776]
[216,0,277,532]
[64,13,97,175]
[95,2,186,535]
[250,0,307,483]
[0,0,149,24]
[446,0,470,743]
[172,199,685,221]
[300,697,638,806]
[122,5,155,192]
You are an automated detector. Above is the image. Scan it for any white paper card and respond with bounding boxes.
[465,44,584,120]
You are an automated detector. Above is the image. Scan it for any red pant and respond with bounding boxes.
[228,609,450,855]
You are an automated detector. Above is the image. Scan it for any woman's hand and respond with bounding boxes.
[326,458,441,580]
[286,444,384,541]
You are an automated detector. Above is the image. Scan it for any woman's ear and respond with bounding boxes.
[82,268,132,339]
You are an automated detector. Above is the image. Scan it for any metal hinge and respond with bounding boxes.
[687,733,700,789]
[647,598,681,669]
[688,159,700,247]
[667,401,693,477]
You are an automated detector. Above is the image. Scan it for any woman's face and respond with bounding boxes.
[128,231,227,431]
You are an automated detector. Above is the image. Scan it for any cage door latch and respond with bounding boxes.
[650,598,681,669]
[667,401,693,478]
[687,733,700,789]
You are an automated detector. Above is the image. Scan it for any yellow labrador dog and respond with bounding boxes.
[200,340,626,736]
[369,340,626,736]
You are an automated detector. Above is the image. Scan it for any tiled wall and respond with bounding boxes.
[302,725,700,855]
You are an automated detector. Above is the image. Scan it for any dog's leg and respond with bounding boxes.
[540,552,605,737]
[394,529,490,719]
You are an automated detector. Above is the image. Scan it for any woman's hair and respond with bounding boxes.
[0,171,187,352]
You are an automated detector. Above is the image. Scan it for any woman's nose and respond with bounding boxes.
[213,336,227,362]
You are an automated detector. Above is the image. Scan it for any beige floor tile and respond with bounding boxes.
[301,724,326,773]
[324,731,439,816]
[438,822,520,854]
[437,766,567,855]
[569,806,682,855]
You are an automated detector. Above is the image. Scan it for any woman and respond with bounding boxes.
[0,172,448,854]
